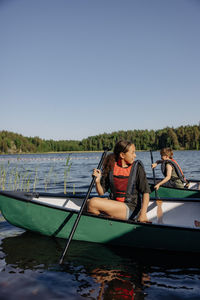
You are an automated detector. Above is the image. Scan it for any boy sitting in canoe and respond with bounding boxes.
[151,147,186,190]
[87,140,150,222]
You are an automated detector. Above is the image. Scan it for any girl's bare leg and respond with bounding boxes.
[87,197,127,220]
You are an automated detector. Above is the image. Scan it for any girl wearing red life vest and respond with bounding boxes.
[152,147,186,190]
[87,140,150,222]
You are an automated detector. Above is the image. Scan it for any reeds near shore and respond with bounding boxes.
[0,155,73,193]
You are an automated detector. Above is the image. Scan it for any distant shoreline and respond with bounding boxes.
[0,149,194,156]
[1,125,200,155]
[0,150,104,156]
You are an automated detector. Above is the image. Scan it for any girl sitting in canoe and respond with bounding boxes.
[151,147,187,190]
[87,140,150,222]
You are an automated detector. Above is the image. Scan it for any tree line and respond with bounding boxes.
[0,124,200,154]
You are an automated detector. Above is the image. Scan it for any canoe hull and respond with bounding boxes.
[1,192,200,253]
[149,183,200,199]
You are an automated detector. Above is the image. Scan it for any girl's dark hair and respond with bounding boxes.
[160,147,173,159]
[114,140,133,159]
[102,140,133,176]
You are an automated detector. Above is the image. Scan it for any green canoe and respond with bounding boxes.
[1,190,200,253]
[148,177,200,199]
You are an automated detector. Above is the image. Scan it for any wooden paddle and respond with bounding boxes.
[150,150,162,223]
[59,147,109,264]
[150,150,158,197]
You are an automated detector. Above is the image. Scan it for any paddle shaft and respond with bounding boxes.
[59,148,109,264]
[150,150,159,199]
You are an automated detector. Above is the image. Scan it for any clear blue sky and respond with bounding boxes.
[1,0,200,141]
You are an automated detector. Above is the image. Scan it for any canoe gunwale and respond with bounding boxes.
[150,196,200,202]
[2,190,200,204]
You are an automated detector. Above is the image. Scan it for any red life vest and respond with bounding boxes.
[161,159,186,183]
[171,159,185,177]
[113,162,132,202]
[108,160,142,203]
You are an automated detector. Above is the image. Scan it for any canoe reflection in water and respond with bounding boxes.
[90,268,150,299]
[2,232,200,299]
[0,231,151,299]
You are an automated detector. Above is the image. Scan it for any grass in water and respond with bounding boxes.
[64,155,72,194]
[0,165,7,191]
[0,155,74,193]
[33,166,38,192]
[44,165,54,192]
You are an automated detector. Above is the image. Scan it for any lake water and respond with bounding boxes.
[0,150,200,299]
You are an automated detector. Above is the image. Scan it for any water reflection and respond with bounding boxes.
[90,268,150,299]
[1,232,200,299]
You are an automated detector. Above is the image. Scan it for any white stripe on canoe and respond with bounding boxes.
[32,196,200,229]
[32,196,83,211]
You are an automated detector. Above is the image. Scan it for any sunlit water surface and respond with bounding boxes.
[0,151,200,299]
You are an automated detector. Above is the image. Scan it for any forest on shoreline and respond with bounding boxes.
[0,124,200,154]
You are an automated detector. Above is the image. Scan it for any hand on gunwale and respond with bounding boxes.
[154,183,160,190]
[137,213,150,223]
